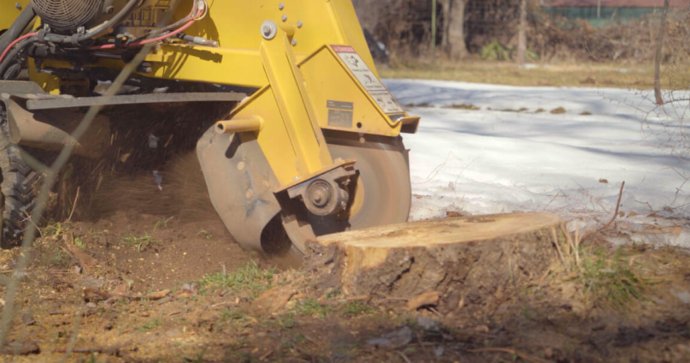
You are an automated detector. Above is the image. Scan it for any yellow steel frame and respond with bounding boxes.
[0,1,30,35]
[10,0,419,188]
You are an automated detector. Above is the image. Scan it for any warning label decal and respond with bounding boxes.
[333,46,405,114]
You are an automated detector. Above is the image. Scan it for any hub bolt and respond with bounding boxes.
[308,181,332,209]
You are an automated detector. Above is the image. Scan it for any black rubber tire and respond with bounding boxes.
[0,135,43,248]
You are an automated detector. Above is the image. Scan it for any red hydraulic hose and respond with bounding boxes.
[90,7,203,50]
[0,32,38,65]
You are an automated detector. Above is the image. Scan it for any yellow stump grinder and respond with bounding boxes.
[0,0,420,254]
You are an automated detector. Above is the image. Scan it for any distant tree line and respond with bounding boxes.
[351,0,689,68]
[351,0,523,60]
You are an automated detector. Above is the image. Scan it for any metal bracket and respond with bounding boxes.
[283,161,357,217]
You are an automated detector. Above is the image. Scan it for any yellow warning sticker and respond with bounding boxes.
[333,46,404,114]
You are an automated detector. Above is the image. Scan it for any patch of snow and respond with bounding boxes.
[386,79,690,248]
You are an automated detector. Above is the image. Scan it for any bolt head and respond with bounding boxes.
[291,39,298,46]
[297,21,303,28]
[309,184,331,208]
[279,3,285,10]
[262,25,272,36]
[282,15,288,22]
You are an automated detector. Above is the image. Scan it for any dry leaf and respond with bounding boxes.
[405,290,440,311]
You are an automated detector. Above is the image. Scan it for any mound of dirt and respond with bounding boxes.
[50,152,257,292]
[88,152,220,223]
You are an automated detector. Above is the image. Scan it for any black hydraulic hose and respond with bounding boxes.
[0,37,34,78]
[78,0,139,41]
[0,0,138,76]
[153,1,199,34]
[0,5,36,54]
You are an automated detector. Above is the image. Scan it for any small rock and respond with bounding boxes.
[474,325,490,333]
[252,286,296,314]
[672,289,690,304]
[417,316,439,331]
[366,326,413,349]
[21,313,34,326]
[544,347,554,358]
[434,346,444,357]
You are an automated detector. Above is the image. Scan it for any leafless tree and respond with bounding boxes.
[441,0,451,49]
[654,0,671,105]
[448,0,469,59]
[517,0,527,66]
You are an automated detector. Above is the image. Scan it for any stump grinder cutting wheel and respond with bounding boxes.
[0,0,420,254]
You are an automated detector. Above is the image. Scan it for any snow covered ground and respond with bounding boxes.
[385,79,690,247]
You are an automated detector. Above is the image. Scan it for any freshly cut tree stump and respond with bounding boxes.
[311,213,566,312]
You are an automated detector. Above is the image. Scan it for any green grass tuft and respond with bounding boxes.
[135,318,161,333]
[292,298,331,318]
[340,301,372,316]
[200,261,274,298]
[121,232,159,253]
[577,247,646,309]
[153,216,174,231]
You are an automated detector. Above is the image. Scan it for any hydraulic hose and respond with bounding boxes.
[78,0,139,42]
[0,5,36,55]
[0,34,36,78]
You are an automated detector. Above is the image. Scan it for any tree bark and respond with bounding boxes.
[441,0,451,50]
[654,0,671,105]
[517,0,528,66]
[448,0,468,60]
[309,213,565,313]
[431,0,438,55]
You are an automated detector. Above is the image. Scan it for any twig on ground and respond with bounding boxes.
[67,187,81,222]
[551,228,566,265]
[53,345,124,354]
[578,187,612,214]
[542,191,561,212]
[599,181,626,232]
[396,351,413,363]
[415,152,457,184]
[635,200,656,214]
[467,347,550,363]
